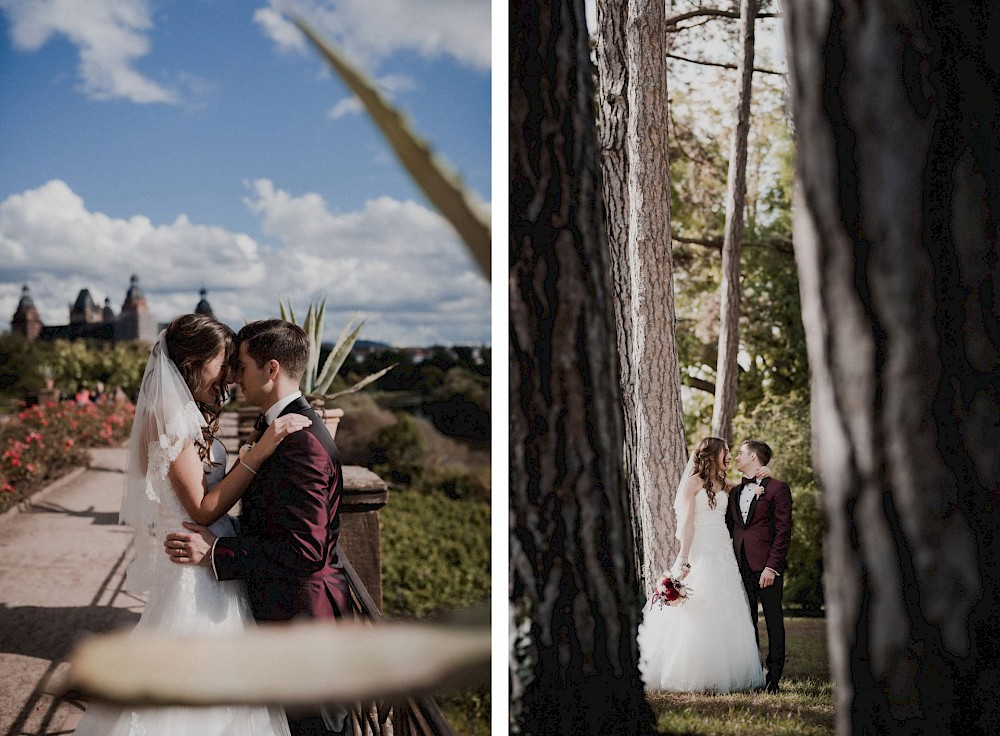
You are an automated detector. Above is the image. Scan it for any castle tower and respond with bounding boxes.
[70,289,102,324]
[117,274,158,342]
[11,284,43,341]
[103,297,115,323]
[194,288,214,317]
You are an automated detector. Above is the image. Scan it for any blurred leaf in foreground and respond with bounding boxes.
[292,17,491,281]
[64,618,489,707]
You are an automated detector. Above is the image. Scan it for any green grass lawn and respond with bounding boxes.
[649,616,834,736]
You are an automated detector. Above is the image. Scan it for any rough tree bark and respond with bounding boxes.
[597,0,688,594]
[711,0,758,443]
[509,0,656,733]
[786,2,1000,734]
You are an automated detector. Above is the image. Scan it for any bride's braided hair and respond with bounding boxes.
[691,436,728,509]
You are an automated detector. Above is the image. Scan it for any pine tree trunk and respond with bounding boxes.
[786,2,1000,733]
[711,0,758,442]
[509,0,656,733]
[597,0,688,594]
[596,0,641,584]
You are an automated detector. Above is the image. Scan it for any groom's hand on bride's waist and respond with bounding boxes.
[164,522,217,567]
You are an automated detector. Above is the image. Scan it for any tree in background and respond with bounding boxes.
[596,0,687,594]
[510,0,654,731]
[655,2,820,607]
[711,0,759,442]
[0,336,150,401]
[787,1,1000,732]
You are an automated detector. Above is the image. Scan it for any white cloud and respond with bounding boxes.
[0,0,179,104]
[244,178,489,344]
[327,73,416,119]
[251,6,306,54]
[0,179,264,326]
[377,74,416,94]
[0,179,490,346]
[328,97,363,120]
[255,0,490,72]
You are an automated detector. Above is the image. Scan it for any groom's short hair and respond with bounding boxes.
[742,439,772,467]
[237,319,309,380]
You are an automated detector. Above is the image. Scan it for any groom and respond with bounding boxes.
[727,439,792,693]
[168,318,351,735]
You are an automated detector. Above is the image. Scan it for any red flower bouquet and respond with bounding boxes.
[651,574,692,608]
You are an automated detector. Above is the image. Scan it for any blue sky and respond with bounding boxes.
[0,0,491,346]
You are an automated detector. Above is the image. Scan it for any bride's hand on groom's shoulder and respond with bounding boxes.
[755,466,771,480]
[258,414,312,452]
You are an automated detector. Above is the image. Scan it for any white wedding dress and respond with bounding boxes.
[637,488,765,693]
[73,438,291,736]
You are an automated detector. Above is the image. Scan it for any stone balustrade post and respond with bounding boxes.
[339,467,388,610]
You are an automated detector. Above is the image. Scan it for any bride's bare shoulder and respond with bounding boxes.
[682,473,702,496]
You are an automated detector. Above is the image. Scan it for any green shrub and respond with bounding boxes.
[415,464,491,504]
[380,490,490,618]
[438,686,490,736]
[330,393,397,466]
[371,413,426,484]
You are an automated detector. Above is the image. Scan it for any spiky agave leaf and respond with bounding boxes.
[279,299,296,326]
[301,299,328,395]
[292,18,490,281]
[313,315,365,395]
[310,362,396,404]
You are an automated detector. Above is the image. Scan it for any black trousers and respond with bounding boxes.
[289,715,334,736]
[738,547,785,688]
[288,708,351,736]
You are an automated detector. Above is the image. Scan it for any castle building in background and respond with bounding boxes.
[194,288,214,318]
[10,284,43,342]
[10,276,214,345]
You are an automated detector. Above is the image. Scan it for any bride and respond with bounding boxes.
[74,314,310,736]
[637,436,766,693]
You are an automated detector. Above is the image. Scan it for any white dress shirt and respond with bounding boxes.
[739,481,758,523]
[264,390,303,424]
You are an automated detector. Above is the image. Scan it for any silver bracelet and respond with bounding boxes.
[239,459,258,476]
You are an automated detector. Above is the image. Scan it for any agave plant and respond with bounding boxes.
[279,298,395,406]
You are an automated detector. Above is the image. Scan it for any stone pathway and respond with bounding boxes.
[0,446,135,735]
[0,415,241,735]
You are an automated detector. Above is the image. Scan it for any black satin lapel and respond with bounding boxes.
[733,483,748,528]
[746,492,762,524]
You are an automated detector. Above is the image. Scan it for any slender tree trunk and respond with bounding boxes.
[786,2,1000,734]
[509,0,655,733]
[711,0,758,442]
[598,0,688,594]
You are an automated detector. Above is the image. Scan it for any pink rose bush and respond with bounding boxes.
[0,399,134,514]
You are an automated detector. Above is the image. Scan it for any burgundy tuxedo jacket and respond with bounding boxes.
[726,476,792,574]
[213,397,351,621]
